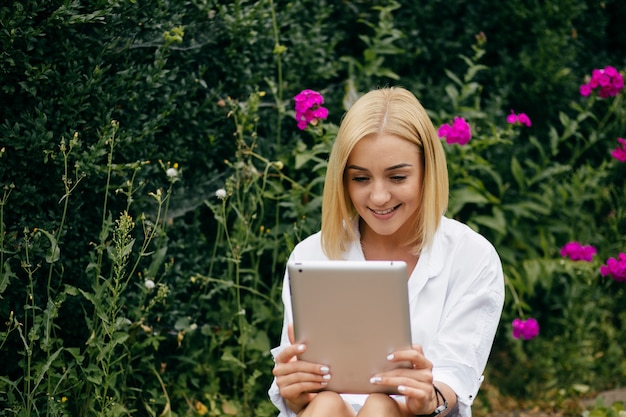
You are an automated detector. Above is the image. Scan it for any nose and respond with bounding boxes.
[370,181,391,206]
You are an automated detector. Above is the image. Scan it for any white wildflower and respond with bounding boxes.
[215,188,227,199]
[166,167,178,178]
[144,279,156,289]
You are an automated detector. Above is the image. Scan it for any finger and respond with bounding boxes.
[273,359,332,377]
[277,377,328,400]
[274,368,332,402]
[276,369,332,387]
[378,366,431,381]
[288,323,296,345]
[369,369,432,390]
[403,385,439,415]
[387,347,432,371]
[370,374,435,413]
[274,342,306,365]
[397,382,434,400]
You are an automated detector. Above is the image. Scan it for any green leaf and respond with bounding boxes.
[472,206,507,236]
[32,347,62,393]
[510,156,526,190]
[112,331,130,346]
[447,187,489,216]
[144,245,168,279]
[221,348,246,369]
[0,260,17,295]
[528,164,571,187]
[37,229,60,263]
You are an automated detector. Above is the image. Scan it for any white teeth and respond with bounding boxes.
[373,207,394,215]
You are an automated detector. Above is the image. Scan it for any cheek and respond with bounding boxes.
[346,186,369,211]
[346,185,359,204]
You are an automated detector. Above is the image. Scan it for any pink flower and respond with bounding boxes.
[506,110,531,127]
[517,113,532,127]
[560,241,597,262]
[580,84,592,96]
[438,117,471,145]
[294,89,329,130]
[506,112,518,124]
[600,253,626,283]
[512,318,540,340]
[611,138,626,162]
[580,66,624,98]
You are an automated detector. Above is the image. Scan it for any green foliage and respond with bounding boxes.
[583,398,626,417]
[1,0,625,416]
[431,35,626,403]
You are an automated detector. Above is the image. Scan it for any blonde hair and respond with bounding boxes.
[320,87,449,259]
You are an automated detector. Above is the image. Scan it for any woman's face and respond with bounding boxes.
[345,133,423,242]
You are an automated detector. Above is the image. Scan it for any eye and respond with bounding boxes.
[390,175,407,182]
[351,176,369,183]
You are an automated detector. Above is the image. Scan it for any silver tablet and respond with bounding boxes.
[288,260,412,394]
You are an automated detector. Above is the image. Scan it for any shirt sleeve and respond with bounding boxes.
[428,234,505,417]
[268,345,298,417]
[268,251,300,416]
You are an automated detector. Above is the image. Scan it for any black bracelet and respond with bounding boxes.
[417,385,448,417]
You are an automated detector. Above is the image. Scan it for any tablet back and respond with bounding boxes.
[288,260,412,394]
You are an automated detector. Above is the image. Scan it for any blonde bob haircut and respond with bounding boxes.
[320,86,449,259]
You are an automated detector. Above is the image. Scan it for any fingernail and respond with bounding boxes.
[387,353,395,360]
[320,381,328,386]
[320,366,330,373]
[370,376,382,384]
[323,374,331,380]
[297,344,305,351]
[397,385,407,392]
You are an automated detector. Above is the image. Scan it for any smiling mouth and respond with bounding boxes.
[370,204,400,215]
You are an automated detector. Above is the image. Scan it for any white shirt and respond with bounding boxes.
[268,216,505,417]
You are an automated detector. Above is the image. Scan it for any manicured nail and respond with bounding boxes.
[387,353,395,360]
[323,374,331,380]
[370,376,382,384]
[397,385,407,392]
[320,381,328,386]
[297,344,305,351]
[320,366,330,373]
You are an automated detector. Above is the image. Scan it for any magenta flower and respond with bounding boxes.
[506,112,517,124]
[506,110,532,127]
[517,113,531,127]
[580,66,624,98]
[512,318,540,340]
[560,241,597,262]
[294,89,328,130]
[611,138,626,162]
[600,253,626,283]
[580,84,592,96]
[438,117,471,145]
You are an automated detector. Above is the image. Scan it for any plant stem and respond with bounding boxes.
[268,0,284,147]
[96,122,119,280]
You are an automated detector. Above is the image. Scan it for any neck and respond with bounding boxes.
[359,223,418,276]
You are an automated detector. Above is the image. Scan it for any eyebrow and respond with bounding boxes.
[346,163,413,172]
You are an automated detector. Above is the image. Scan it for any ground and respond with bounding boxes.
[478,386,626,417]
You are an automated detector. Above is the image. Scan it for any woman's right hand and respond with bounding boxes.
[272,325,332,413]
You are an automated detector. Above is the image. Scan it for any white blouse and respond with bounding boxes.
[268,216,505,417]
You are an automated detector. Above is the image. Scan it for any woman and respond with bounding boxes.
[269,87,504,417]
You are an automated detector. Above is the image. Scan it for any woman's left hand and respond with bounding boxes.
[369,344,440,415]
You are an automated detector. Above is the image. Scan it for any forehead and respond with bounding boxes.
[347,134,421,165]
